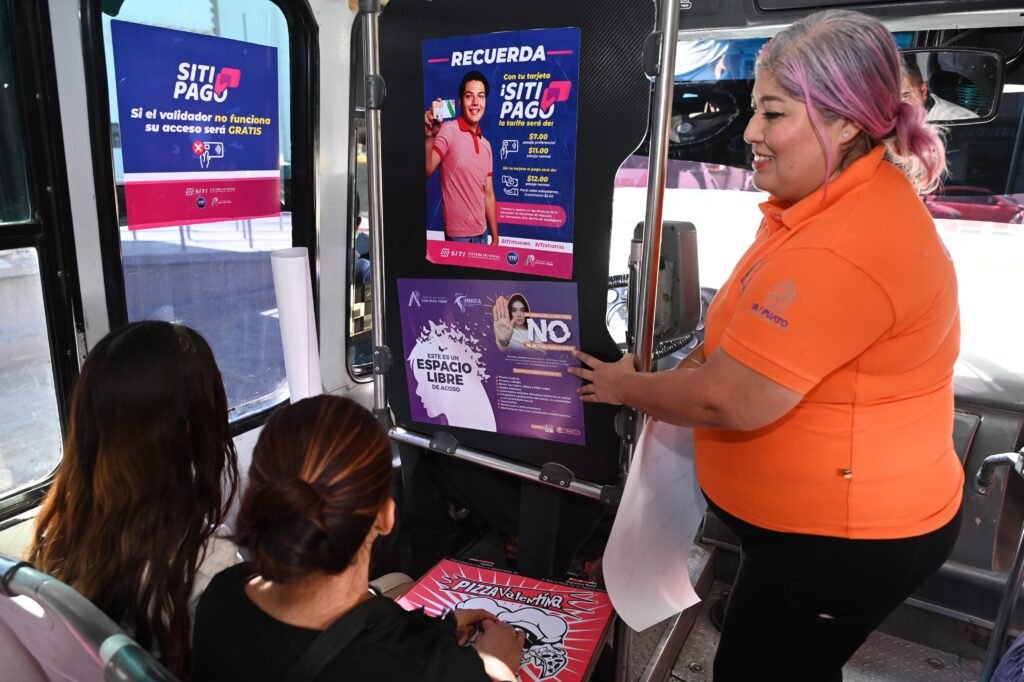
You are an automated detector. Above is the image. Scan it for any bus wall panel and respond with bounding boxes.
[376,0,656,483]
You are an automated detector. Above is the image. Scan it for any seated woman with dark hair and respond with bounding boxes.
[192,395,524,682]
[29,321,240,679]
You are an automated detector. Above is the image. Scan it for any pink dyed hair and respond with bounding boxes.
[757,10,946,193]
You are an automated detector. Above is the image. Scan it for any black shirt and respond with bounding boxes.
[192,563,490,682]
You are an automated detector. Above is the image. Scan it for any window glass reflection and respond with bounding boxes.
[0,248,63,494]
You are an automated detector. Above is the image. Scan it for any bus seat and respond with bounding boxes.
[0,553,177,682]
[0,615,48,681]
[370,571,415,599]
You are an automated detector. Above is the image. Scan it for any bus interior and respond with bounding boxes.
[3,0,1024,680]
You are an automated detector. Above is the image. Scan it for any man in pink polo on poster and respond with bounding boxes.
[424,70,499,245]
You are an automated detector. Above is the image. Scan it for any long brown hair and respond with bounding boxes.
[234,395,392,583]
[29,321,238,678]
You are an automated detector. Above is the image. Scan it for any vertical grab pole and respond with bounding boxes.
[614,0,679,477]
[614,7,681,682]
[359,0,389,416]
[634,0,680,380]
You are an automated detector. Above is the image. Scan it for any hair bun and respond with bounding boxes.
[250,478,325,529]
[236,478,331,583]
[234,395,394,584]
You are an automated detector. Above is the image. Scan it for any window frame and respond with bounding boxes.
[0,0,84,518]
[345,18,373,382]
[79,0,320,434]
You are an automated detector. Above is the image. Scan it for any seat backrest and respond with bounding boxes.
[0,553,177,682]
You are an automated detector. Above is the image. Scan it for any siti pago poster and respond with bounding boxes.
[398,559,614,682]
[423,28,580,279]
[398,279,584,445]
[111,21,279,230]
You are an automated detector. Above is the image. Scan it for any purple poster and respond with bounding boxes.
[398,279,584,445]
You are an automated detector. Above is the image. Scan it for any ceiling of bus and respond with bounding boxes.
[674,0,1024,35]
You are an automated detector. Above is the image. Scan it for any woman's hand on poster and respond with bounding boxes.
[569,351,637,405]
[492,296,513,349]
[424,99,443,137]
[452,608,498,646]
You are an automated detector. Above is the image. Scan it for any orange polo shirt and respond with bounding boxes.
[694,146,963,539]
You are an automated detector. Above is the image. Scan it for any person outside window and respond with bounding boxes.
[901,57,977,121]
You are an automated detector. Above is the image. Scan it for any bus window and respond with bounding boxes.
[614,32,1024,391]
[347,22,372,379]
[612,156,761,290]
[0,3,64,498]
[938,84,1024,382]
[0,3,30,225]
[96,0,300,422]
[611,33,916,290]
[0,254,63,497]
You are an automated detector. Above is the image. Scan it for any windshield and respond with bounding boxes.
[613,35,1024,397]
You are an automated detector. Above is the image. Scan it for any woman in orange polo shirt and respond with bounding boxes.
[570,10,962,681]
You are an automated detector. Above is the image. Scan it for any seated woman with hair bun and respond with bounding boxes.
[191,395,524,682]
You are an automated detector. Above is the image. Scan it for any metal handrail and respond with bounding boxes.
[614,4,681,682]
[388,427,606,500]
[359,0,388,414]
[977,448,1024,681]
[632,1,680,381]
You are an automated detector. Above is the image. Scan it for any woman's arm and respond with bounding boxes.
[569,347,803,431]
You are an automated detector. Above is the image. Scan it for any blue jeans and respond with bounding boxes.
[447,233,490,244]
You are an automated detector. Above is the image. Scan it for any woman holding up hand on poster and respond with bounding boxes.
[492,294,531,352]
[570,10,962,681]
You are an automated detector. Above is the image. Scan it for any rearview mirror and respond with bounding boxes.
[901,48,1004,126]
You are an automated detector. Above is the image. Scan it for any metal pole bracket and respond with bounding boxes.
[373,345,393,375]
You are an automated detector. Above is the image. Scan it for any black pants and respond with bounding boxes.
[707,496,962,682]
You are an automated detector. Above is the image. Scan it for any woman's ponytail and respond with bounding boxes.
[885,100,946,194]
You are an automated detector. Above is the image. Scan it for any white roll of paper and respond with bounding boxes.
[271,247,322,402]
[603,419,706,631]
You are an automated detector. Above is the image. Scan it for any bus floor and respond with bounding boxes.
[630,580,984,682]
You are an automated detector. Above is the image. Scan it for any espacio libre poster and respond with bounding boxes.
[111,21,280,230]
[398,279,584,445]
[423,28,580,279]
